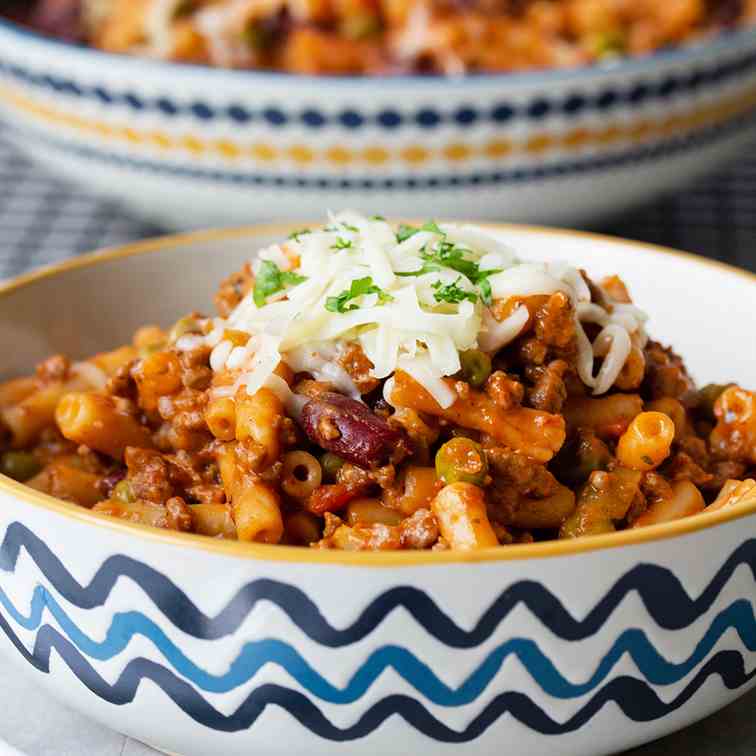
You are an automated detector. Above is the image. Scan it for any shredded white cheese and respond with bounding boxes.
[206,212,648,404]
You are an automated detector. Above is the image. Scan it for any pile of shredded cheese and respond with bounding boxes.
[202,212,648,409]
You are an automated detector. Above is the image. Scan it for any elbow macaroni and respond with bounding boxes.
[616,411,675,471]
[431,483,499,551]
[2,219,755,551]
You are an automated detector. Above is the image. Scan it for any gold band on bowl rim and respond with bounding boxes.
[1,222,755,566]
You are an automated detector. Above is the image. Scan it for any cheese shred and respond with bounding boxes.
[207,212,647,403]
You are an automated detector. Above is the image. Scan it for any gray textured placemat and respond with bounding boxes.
[0,130,755,756]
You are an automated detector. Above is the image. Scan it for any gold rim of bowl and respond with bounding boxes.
[1,222,755,566]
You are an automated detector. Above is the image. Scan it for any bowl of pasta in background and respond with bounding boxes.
[1,14,756,228]
[0,223,755,756]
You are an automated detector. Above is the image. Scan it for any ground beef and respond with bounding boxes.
[214,263,254,318]
[179,345,213,391]
[643,341,696,403]
[165,496,193,532]
[35,354,71,384]
[484,444,557,497]
[338,342,380,395]
[534,292,575,350]
[662,452,713,486]
[526,359,569,413]
[106,362,137,398]
[703,460,749,491]
[485,371,524,410]
[399,508,439,549]
[157,388,208,432]
[125,447,174,504]
[517,337,548,366]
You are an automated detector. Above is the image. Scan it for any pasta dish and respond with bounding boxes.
[15,0,756,75]
[1,214,754,551]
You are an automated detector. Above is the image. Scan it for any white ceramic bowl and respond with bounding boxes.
[2,20,756,228]
[0,225,755,756]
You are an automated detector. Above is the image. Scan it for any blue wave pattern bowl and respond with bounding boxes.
[1,21,756,226]
[0,225,755,755]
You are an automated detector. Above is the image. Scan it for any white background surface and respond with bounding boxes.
[1,664,755,756]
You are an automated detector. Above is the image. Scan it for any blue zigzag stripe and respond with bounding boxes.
[1,580,755,703]
[1,523,755,646]
[0,607,753,739]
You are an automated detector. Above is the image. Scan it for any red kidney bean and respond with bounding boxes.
[30,0,83,42]
[300,392,405,468]
[98,467,126,499]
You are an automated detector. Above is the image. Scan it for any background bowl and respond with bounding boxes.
[0,225,755,756]
[2,21,756,228]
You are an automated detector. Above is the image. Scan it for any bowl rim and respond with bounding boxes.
[1,222,755,566]
[2,15,756,89]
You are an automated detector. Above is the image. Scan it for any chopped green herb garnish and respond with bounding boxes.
[396,224,420,243]
[396,230,502,305]
[395,220,445,244]
[477,273,495,306]
[325,276,394,313]
[370,214,386,221]
[341,222,359,232]
[253,260,307,307]
[331,237,353,251]
[432,277,478,305]
[420,220,445,236]
[288,228,311,242]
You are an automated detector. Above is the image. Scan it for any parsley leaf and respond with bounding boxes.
[331,237,353,251]
[432,277,478,305]
[396,244,477,280]
[325,276,394,313]
[476,271,500,306]
[253,260,307,307]
[288,228,311,242]
[341,222,359,232]
[395,219,445,244]
[370,214,386,221]
[396,224,420,243]
[420,220,445,236]
[397,240,502,305]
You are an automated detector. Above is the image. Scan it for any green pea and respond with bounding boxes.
[168,316,201,344]
[553,430,611,485]
[138,341,165,359]
[113,479,135,504]
[320,452,344,480]
[698,383,734,420]
[435,437,488,486]
[340,13,382,40]
[0,451,42,483]
[460,350,492,388]
[242,22,273,51]
[591,30,626,60]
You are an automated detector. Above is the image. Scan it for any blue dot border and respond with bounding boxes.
[0,50,755,131]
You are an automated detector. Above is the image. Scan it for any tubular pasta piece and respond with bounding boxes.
[431,482,498,550]
[391,370,565,462]
[55,392,154,460]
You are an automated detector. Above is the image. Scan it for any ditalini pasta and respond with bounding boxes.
[1,213,755,551]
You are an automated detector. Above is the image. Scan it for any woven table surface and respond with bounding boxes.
[1,132,756,277]
[0,130,755,756]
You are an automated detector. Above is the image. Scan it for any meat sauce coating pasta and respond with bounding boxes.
[12,0,756,76]
[1,214,755,552]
